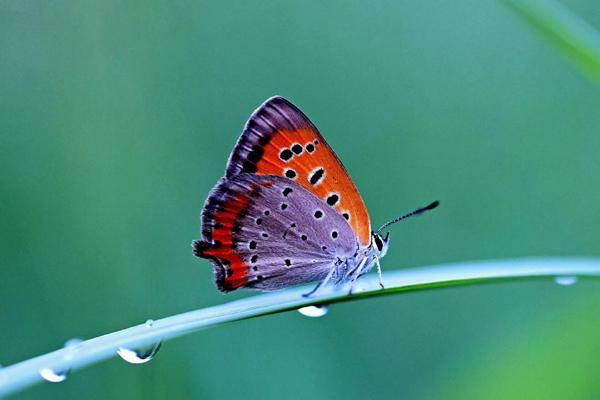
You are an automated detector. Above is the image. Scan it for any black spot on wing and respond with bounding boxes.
[285,169,297,179]
[326,194,339,206]
[309,168,324,185]
[241,160,257,173]
[248,147,264,163]
[280,148,293,161]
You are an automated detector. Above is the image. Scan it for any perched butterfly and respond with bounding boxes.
[193,96,438,295]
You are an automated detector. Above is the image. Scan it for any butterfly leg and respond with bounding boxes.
[348,258,369,295]
[374,255,385,289]
[302,263,337,298]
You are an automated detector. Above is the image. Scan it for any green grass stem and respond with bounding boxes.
[1,257,600,397]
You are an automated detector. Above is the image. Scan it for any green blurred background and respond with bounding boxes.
[2,0,600,399]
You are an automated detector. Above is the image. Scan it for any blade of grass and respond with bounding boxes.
[505,0,600,84]
[1,257,600,397]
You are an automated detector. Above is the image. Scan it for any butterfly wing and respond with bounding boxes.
[225,96,371,246]
[193,174,358,292]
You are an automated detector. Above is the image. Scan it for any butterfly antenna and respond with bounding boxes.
[376,200,439,234]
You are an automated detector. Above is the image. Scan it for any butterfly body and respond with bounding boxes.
[194,173,383,291]
[193,96,429,294]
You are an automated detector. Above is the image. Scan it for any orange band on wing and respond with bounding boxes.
[203,194,251,290]
[254,128,371,245]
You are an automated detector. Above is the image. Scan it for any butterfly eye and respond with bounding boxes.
[374,235,384,252]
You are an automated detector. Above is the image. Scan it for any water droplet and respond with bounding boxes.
[63,337,83,361]
[117,342,162,364]
[297,305,329,318]
[39,367,69,383]
[145,319,154,328]
[38,338,83,382]
[555,276,578,286]
[64,338,83,347]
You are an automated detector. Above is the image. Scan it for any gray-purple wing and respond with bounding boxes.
[193,174,358,292]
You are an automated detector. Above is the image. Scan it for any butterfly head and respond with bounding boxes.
[371,231,390,258]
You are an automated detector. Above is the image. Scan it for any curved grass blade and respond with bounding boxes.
[1,257,600,397]
[506,0,600,84]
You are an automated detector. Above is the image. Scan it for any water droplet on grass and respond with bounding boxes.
[64,338,83,347]
[39,367,69,383]
[38,338,83,382]
[298,305,329,318]
[555,276,578,286]
[117,342,162,364]
[63,338,83,361]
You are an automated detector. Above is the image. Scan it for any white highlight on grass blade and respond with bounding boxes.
[554,276,578,286]
[1,258,600,397]
[297,305,329,317]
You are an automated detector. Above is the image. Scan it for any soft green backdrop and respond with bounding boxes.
[2,0,600,399]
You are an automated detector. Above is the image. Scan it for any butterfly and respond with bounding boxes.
[193,96,438,295]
